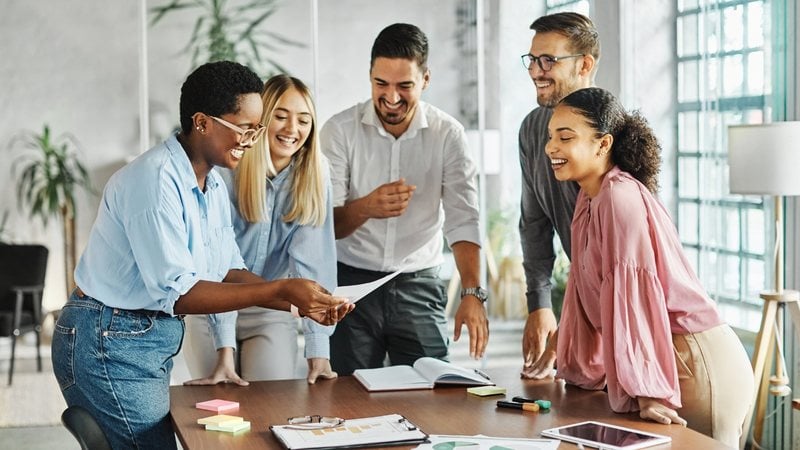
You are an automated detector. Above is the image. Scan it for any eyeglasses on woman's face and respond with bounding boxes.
[194,113,266,146]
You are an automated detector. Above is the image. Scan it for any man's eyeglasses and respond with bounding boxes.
[521,53,584,72]
[195,113,266,146]
[285,415,345,430]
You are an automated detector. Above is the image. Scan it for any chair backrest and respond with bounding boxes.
[0,244,48,311]
[61,405,112,450]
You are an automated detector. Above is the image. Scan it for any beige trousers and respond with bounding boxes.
[673,324,754,448]
[183,307,301,381]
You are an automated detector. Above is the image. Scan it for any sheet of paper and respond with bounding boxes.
[333,268,404,304]
[414,434,559,450]
[271,413,427,449]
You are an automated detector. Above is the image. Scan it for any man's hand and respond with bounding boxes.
[183,347,249,387]
[522,308,557,370]
[520,333,557,379]
[306,358,338,385]
[362,179,416,219]
[453,296,489,359]
[637,397,687,426]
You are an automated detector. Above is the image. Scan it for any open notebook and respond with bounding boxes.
[353,357,494,392]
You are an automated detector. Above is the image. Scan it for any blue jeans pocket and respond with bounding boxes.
[105,309,155,337]
[52,323,76,390]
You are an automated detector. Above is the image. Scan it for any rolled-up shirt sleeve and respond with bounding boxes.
[124,200,200,316]
[442,126,481,247]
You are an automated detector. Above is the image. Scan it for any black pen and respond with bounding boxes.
[497,400,541,412]
[473,368,491,380]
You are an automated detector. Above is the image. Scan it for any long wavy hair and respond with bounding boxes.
[234,75,326,226]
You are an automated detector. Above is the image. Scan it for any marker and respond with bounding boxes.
[511,397,551,410]
[497,400,540,412]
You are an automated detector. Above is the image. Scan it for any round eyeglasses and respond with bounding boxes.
[520,53,584,71]
[194,113,266,146]
[285,415,346,430]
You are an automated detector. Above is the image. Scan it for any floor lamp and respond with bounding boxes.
[728,122,800,448]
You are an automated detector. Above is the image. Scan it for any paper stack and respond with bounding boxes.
[198,414,251,434]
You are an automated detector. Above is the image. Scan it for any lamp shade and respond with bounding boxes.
[728,122,800,195]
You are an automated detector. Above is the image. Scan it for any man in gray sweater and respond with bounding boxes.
[519,12,600,378]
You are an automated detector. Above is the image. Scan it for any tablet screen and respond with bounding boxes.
[542,421,670,449]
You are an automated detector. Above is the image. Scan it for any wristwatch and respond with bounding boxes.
[461,286,488,303]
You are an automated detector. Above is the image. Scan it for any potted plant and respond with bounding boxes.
[11,124,93,295]
[149,0,304,76]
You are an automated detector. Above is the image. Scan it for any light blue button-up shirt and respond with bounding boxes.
[75,135,245,345]
[218,160,337,359]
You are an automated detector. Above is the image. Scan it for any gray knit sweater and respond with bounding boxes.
[518,106,579,312]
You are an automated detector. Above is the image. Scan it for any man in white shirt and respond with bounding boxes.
[321,23,489,375]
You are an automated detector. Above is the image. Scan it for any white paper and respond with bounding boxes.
[333,268,404,304]
[414,435,560,450]
[271,413,426,449]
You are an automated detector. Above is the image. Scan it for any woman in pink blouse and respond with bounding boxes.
[528,87,753,447]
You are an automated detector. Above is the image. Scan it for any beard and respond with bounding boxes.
[536,69,584,108]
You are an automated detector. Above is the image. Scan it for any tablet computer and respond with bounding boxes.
[541,421,671,449]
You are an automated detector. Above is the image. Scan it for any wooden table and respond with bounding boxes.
[170,369,731,449]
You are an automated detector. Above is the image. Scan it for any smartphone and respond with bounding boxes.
[541,420,671,450]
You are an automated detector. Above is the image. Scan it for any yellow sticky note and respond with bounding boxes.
[197,414,244,426]
[206,420,251,434]
[467,386,507,396]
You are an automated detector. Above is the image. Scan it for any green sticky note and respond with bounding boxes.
[467,386,507,396]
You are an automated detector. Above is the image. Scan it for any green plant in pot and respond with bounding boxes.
[11,124,92,295]
[150,0,304,76]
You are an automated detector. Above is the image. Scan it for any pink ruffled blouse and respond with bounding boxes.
[556,167,723,413]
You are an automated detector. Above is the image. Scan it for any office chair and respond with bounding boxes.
[61,405,112,450]
[0,244,48,385]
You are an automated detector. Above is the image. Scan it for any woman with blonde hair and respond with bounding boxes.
[183,74,339,384]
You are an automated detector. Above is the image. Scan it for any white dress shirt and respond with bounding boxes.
[320,100,480,272]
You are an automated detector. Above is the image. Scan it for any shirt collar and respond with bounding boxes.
[165,133,220,193]
[360,100,429,139]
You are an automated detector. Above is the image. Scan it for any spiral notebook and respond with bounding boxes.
[270,413,428,449]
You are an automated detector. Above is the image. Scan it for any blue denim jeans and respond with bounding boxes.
[52,292,184,450]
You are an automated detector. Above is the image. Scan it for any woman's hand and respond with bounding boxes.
[637,397,687,426]
[279,279,353,324]
[183,347,249,387]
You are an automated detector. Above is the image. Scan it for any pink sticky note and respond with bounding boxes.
[195,399,240,413]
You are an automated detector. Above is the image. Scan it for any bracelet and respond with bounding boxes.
[290,304,300,318]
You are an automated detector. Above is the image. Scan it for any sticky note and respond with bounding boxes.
[197,414,244,427]
[467,386,507,396]
[206,420,251,434]
[196,399,240,413]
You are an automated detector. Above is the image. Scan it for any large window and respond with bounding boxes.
[676,0,770,307]
[546,0,590,15]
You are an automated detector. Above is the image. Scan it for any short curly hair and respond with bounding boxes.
[179,61,264,134]
[560,87,661,193]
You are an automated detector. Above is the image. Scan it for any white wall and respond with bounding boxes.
[0,0,469,311]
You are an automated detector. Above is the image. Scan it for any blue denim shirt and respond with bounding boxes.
[75,134,245,345]
[218,161,337,359]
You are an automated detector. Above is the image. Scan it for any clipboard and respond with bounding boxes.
[270,413,428,449]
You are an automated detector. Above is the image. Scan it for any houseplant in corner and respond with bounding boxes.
[11,124,92,295]
[149,0,304,76]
